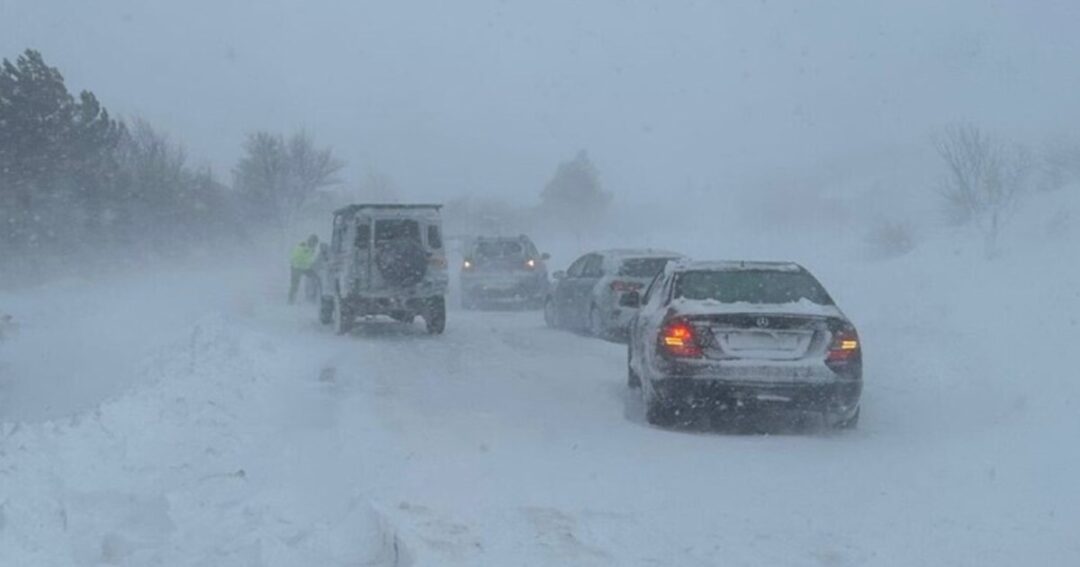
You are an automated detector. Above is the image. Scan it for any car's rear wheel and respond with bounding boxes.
[425,296,446,335]
[645,397,678,427]
[319,296,334,325]
[334,297,353,335]
[827,406,860,430]
[588,305,606,339]
[390,311,414,324]
[543,298,559,328]
[627,347,641,389]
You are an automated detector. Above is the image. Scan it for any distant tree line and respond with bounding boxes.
[0,49,344,285]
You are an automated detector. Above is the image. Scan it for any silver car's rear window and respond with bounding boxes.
[618,258,675,278]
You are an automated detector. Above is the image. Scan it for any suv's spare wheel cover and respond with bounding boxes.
[376,239,428,287]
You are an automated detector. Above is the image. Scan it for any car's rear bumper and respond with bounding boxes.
[651,376,861,413]
[462,275,547,302]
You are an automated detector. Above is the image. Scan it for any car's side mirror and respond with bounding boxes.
[541,253,551,261]
[619,291,642,308]
[553,270,567,280]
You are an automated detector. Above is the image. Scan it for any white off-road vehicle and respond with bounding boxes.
[319,204,449,335]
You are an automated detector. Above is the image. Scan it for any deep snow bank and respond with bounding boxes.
[0,285,407,565]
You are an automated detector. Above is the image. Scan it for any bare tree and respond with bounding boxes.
[234,130,344,235]
[1041,136,1080,191]
[934,124,1031,257]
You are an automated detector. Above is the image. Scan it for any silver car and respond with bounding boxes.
[624,260,862,428]
[544,249,683,340]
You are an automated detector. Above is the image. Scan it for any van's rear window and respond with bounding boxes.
[374,220,420,241]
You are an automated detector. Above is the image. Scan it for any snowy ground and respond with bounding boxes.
[2,192,1079,565]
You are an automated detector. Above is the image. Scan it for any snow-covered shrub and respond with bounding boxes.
[864,221,916,259]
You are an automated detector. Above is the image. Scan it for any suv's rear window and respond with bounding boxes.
[618,257,675,278]
[475,241,524,258]
[675,270,833,305]
[375,219,420,242]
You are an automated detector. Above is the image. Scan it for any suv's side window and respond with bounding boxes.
[582,254,604,278]
[567,255,590,278]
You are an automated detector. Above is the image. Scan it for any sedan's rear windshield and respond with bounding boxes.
[675,270,833,305]
[618,257,675,277]
[475,241,524,258]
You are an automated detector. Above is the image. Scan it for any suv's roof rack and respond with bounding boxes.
[334,203,443,215]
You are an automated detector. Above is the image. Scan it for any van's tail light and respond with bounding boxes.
[610,280,642,293]
[659,319,702,358]
[826,327,861,368]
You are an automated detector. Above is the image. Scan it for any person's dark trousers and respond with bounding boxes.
[288,268,316,304]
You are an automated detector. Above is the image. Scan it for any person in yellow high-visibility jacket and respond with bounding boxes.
[288,234,320,304]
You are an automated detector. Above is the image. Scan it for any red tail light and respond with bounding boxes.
[524,258,538,269]
[826,327,861,366]
[659,319,702,358]
[610,280,643,293]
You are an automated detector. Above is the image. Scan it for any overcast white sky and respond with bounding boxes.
[2,0,1078,203]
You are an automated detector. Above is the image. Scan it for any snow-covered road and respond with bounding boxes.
[2,242,1078,565]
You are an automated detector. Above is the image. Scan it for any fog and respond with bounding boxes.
[2,2,1079,566]
[5,0,1079,203]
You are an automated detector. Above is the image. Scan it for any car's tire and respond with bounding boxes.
[543,298,559,328]
[334,297,353,336]
[828,406,860,430]
[627,347,641,389]
[588,305,607,339]
[425,296,446,335]
[645,397,678,427]
[319,296,334,325]
[375,239,428,288]
[390,311,414,324]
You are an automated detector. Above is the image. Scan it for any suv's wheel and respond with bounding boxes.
[319,296,334,325]
[543,298,559,328]
[627,347,641,389]
[334,297,353,335]
[425,296,446,334]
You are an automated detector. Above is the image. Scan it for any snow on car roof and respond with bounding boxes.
[599,248,683,260]
[669,259,805,273]
[669,297,844,318]
[334,203,443,217]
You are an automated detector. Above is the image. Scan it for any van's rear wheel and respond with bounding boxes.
[425,296,446,335]
[319,296,334,325]
[334,297,353,335]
